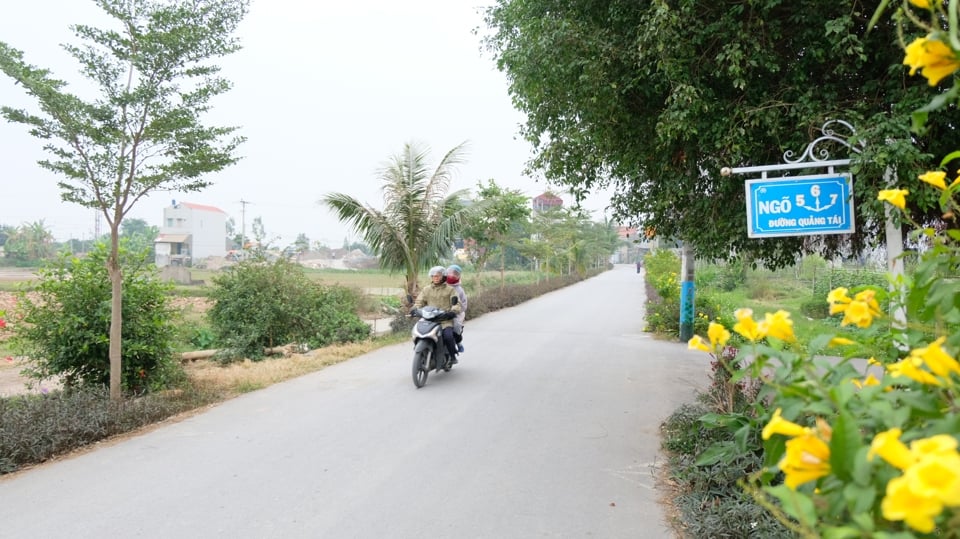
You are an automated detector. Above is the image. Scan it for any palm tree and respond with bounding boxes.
[320,141,472,299]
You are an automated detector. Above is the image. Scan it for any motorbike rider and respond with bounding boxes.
[445,264,467,353]
[413,265,462,365]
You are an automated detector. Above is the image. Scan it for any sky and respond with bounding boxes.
[0,0,613,248]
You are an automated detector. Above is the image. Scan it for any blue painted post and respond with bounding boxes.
[679,242,695,341]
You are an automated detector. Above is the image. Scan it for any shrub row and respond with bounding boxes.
[646,251,789,537]
[389,269,604,333]
[0,386,208,474]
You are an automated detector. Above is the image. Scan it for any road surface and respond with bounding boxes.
[0,264,710,538]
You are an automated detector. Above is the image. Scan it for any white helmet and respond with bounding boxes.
[428,266,446,277]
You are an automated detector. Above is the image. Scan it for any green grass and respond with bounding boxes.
[703,271,838,343]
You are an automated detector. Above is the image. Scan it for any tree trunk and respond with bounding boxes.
[108,225,123,401]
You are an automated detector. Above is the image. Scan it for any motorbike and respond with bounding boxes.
[409,305,458,388]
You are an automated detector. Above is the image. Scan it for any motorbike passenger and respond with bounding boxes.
[413,265,462,365]
[445,264,467,353]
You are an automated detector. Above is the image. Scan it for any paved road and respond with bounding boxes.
[0,264,710,538]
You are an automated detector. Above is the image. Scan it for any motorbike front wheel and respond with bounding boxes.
[412,347,431,388]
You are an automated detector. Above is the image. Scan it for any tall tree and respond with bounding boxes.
[483,0,953,269]
[321,141,473,299]
[0,0,248,399]
[460,179,531,285]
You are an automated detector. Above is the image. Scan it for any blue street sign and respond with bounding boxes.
[745,174,855,238]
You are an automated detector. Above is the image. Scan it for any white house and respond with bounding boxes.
[155,200,227,267]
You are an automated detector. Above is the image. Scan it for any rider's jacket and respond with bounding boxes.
[414,282,461,329]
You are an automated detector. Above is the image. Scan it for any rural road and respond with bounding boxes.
[0,264,710,538]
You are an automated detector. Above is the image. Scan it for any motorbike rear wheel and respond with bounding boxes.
[412,347,430,388]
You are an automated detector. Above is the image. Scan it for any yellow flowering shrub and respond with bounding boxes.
[683,3,960,530]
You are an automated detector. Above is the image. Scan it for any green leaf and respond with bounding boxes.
[829,410,861,481]
[763,435,787,471]
[694,441,737,466]
[765,484,817,527]
[939,151,960,168]
[699,412,748,429]
[843,482,876,514]
[911,111,929,135]
[916,85,960,113]
[851,446,875,486]
[898,391,942,416]
[733,423,751,453]
[851,512,875,531]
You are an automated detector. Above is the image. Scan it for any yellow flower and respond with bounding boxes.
[904,36,960,86]
[780,431,831,489]
[839,289,882,328]
[878,189,909,209]
[910,435,959,458]
[867,357,882,367]
[919,170,948,190]
[908,0,935,8]
[905,452,960,506]
[882,475,942,533]
[888,356,943,386]
[870,428,916,470]
[827,287,850,303]
[707,321,730,349]
[852,373,881,389]
[855,289,881,310]
[911,337,960,379]
[764,310,795,341]
[828,337,856,347]
[688,335,711,353]
[828,287,852,315]
[733,308,766,341]
[762,408,809,440]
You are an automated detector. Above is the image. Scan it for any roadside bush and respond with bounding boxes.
[188,325,218,349]
[13,243,182,393]
[0,385,204,474]
[465,270,595,317]
[716,259,747,292]
[207,259,370,361]
[798,297,830,319]
[389,269,600,333]
[662,399,791,538]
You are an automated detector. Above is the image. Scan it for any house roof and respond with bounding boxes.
[180,202,226,214]
[155,234,191,243]
[533,192,563,203]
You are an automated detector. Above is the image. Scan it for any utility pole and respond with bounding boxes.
[679,241,696,341]
[238,199,251,249]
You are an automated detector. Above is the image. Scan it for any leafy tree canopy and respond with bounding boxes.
[460,178,531,271]
[483,0,957,268]
[0,0,249,399]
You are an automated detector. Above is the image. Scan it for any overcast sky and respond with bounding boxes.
[0,0,613,247]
